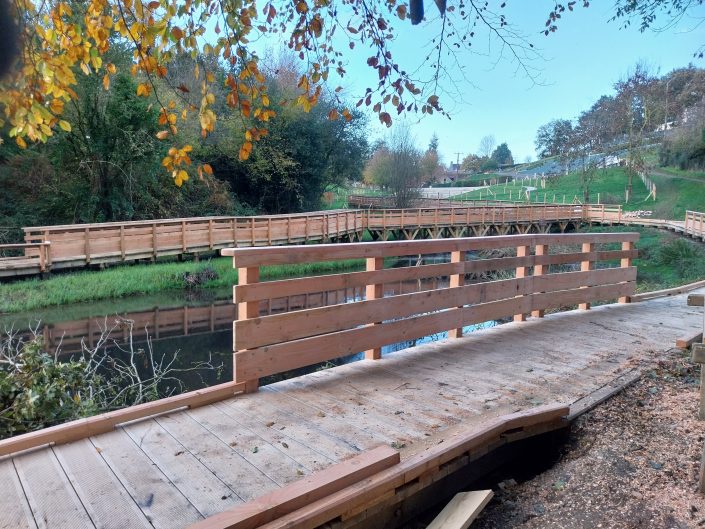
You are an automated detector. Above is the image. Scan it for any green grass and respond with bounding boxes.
[458,168,650,206]
[654,167,705,180]
[581,225,705,292]
[645,172,705,219]
[0,257,364,314]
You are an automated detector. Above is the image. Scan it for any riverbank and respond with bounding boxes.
[1,225,704,314]
[0,256,363,314]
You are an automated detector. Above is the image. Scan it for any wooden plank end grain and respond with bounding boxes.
[676,332,704,349]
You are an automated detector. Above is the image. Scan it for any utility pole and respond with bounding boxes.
[454,152,462,181]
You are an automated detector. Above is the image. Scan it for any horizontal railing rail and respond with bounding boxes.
[0,242,51,272]
[224,232,639,391]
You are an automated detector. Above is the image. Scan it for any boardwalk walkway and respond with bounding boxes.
[0,291,701,529]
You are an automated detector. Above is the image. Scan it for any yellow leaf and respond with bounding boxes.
[202,163,213,175]
[106,63,117,74]
[102,74,110,90]
[49,99,65,114]
[175,169,189,186]
[156,130,169,139]
[16,137,27,149]
[58,120,72,132]
[239,141,253,160]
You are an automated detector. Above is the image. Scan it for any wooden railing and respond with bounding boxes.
[22,211,363,269]
[685,211,705,238]
[365,204,585,230]
[224,232,639,391]
[0,242,51,272]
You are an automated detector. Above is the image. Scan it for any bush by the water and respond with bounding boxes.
[656,239,705,281]
[0,322,219,439]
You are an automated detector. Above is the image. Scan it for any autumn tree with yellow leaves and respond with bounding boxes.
[1,0,700,187]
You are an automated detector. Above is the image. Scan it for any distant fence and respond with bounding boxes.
[225,232,638,391]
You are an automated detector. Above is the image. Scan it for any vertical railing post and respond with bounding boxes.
[251,217,256,246]
[152,223,157,260]
[208,219,214,250]
[619,240,634,304]
[514,245,530,322]
[579,242,594,310]
[531,244,547,318]
[120,225,126,260]
[449,250,466,338]
[236,264,261,393]
[365,257,384,360]
[38,243,46,273]
[84,227,91,264]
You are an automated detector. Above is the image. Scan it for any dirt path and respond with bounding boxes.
[471,348,705,529]
[649,169,705,184]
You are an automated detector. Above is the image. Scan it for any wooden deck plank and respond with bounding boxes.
[218,396,359,462]
[185,404,309,486]
[52,439,153,529]
[0,460,37,529]
[90,429,203,529]
[270,377,447,439]
[13,448,95,529]
[123,419,241,517]
[154,411,281,501]
[209,401,335,472]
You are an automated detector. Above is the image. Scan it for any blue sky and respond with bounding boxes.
[327,1,704,163]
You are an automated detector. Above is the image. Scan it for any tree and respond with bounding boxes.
[428,133,440,153]
[614,62,660,200]
[491,143,514,166]
[461,154,483,173]
[364,128,423,208]
[2,0,699,185]
[535,119,574,159]
[478,135,497,159]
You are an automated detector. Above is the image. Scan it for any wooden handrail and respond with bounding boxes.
[226,232,639,390]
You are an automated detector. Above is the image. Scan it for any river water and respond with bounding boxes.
[0,259,499,390]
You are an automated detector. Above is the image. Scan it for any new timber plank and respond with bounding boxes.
[52,439,153,529]
[188,446,399,529]
[210,401,334,472]
[218,396,358,462]
[154,411,280,502]
[91,429,203,529]
[123,419,241,517]
[426,490,494,529]
[13,448,95,529]
[185,404,307,486]
[0,460,37,529]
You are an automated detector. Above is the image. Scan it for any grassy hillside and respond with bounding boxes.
[458,168,650,206]
[457,166,705,220]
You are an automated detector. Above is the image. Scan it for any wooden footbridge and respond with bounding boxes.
[1,197,703,278]
[1,231,703,529]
